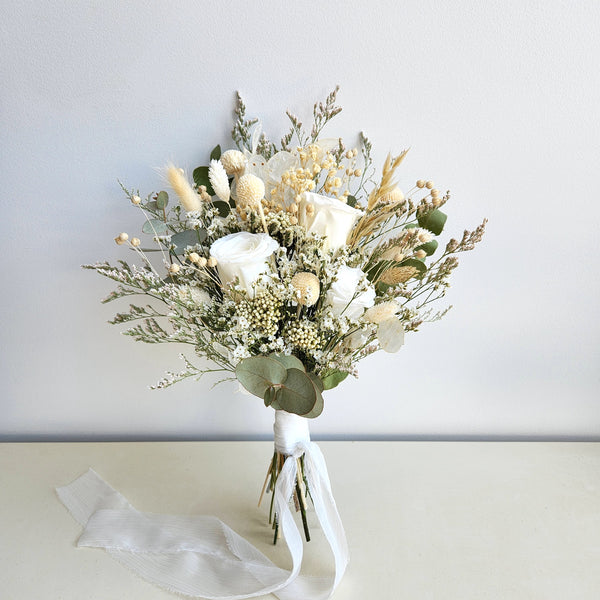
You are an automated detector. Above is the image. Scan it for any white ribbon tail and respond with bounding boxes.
[57,443,347,600]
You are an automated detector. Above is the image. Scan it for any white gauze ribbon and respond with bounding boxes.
[56,410,348,600]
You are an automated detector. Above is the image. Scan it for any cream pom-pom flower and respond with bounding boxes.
[363,301,399,324]
[379,186,405,205]
[291,272,320,307]
[208,159,230,203]
[236,173,265,209]
[166,164,202,212]
[220,150,247,176]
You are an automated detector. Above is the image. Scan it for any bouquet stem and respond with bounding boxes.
[259,450,311,544]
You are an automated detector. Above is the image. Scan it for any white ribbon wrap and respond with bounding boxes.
[57,411,348,599]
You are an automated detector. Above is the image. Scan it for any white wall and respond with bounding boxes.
[1,0,598,441]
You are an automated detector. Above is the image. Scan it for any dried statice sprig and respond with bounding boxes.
[231,92,259,152]
[310,85,342,142]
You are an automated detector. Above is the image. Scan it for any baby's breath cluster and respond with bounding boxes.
[284,320,321,350]
[238,291,282,338]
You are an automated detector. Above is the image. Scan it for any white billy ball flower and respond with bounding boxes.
[220,150,247,176]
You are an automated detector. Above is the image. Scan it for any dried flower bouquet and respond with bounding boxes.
[85,87,486,542]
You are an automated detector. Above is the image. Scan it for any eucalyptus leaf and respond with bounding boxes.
[264,386,277,407]
[192,166,215,196]
[418,209,447,235]
[142,219,168,235]
[302,387,324,418]
[321,370,348,390]
[212,200,231,217]
[275,368,317,416]
[235,356,287,399]
[171,230,202,255]
[270,353,306,372]
[400,258,427,274]
[210,144,222,161]
[156,191,169,210]
[306,372,324,392]
[416,239,438,256]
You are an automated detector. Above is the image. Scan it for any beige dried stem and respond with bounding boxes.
[349,150,409,247]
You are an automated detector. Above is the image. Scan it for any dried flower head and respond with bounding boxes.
[220,150,246,176]
[380,265,418,285]
[237,174,265,209]
[208,160,230,203]
[291,272,320,307]
[379,187,404,205]
[363,301,399,324]
[166,164,202,212]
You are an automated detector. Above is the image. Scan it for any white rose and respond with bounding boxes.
[298,192,363,250]
[326,265,376,320]
[210,232,279,297]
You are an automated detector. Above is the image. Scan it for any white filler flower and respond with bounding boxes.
[298,191,363,251]
[326,265,375,320]
[210,231,279,297]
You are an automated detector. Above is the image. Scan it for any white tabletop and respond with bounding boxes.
[1,441,599,599]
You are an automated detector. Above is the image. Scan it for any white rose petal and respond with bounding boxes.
[377,317,405,353]
[326,265,375,320]
[210,231,279,297]
[299,191,363,251]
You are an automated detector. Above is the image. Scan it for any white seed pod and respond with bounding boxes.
[220,150,247,176]
[236,174,265,209]
[291,272,320,307]
[168,263,180,274]
[208,159,230,203]
[114,232,129,245]
[363,301,399,324]
[377,318,405,353]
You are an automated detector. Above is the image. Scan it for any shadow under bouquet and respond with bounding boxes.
[83,88,486,595]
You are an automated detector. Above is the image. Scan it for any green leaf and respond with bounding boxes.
[302,387,324,418]
[306,372,324,392]
[171,230,201,255]
[210,145,222,161]
[235,356,287,399]
[156,191,169,210]
[212,200,231,217]
[400,258,427,274]
[145,201,158,212]
[192,166,215,196]
[275,368,318,416]
[321,370,349,390]
[416,239,438,256]
[264,386,277,407]
[347,195,358,208]
[142,219,168,235]
[418,209,447,235]
[269,353,306,372]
